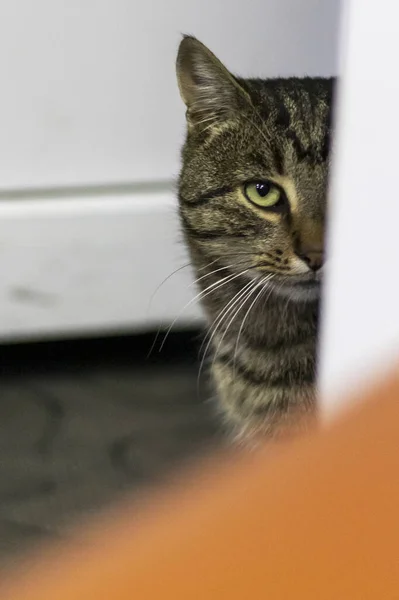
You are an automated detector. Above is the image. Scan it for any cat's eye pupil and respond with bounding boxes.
[256,182,271,197]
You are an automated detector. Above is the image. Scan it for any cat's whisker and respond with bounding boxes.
[150,257,258,358]
[196,264,273,366]
[213,275,273,372]
[191,254,267,290]
[148,257,222,314]
[198,277,256,362]
[147,263,191,315]
[189,263,238,287]
[146,262,193,359]
[197,258,222,271]
[199,280,255,357]
[196,278,258,397]
[147,257,225,358]
[210,281,262,370]
[200,276,262,354]
[232,275,275,376]
[158,268,250,352]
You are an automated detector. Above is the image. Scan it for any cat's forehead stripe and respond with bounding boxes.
[259,81,333,167]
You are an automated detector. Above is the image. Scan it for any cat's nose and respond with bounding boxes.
[300,251,324,272]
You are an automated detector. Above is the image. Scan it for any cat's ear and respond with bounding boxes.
[176,36,252,130]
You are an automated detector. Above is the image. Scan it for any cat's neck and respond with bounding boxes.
[240,294,319,350]
[201,276,319,354]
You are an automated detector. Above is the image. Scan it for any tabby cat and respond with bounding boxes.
[176,36,333,440]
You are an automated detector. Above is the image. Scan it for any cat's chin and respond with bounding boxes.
[271,277,321,303]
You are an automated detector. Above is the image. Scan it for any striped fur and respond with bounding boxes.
[176,36,334,440]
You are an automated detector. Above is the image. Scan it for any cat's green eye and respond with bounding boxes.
[244,181,282,208]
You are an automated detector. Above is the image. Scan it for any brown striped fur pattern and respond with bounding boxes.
[176,36,334,440]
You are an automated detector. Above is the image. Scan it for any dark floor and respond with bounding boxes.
[0,331,221,561]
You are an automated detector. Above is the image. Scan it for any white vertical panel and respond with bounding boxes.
[320,0,399,414]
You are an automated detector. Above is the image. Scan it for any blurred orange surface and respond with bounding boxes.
[0,371,399,599]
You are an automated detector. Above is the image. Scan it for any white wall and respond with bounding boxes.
[0,0,339,189]
[0,193,203,341]
[0,0,341,341]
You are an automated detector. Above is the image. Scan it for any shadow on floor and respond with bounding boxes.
[0,330,222,560]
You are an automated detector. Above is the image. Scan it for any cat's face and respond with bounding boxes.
[177,36,333,303]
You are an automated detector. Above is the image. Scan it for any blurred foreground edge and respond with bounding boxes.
[1,369,399,599]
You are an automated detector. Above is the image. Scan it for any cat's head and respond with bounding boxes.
[177,36,333,303]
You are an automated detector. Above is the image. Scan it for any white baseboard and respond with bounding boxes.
[0,190,204,342]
